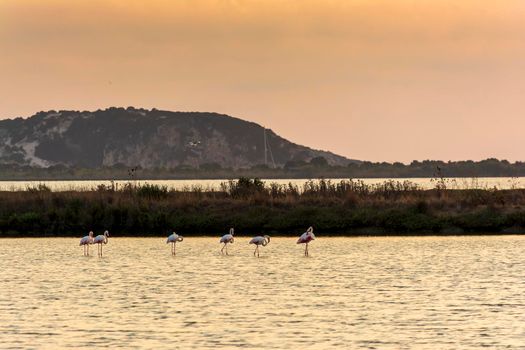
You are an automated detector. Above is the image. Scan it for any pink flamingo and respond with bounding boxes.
[219,228,235,255]
[249,235,271,257]
[79,231,94,256]
[297,226,315,256]
[166,231,184,255]
[93,230,109,257]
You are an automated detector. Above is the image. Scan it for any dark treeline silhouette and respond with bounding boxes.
[343,158,525,178]
[2,178,525,237]
[0,158,525,180]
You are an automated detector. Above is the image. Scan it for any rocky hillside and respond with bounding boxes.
[0,107,352,169]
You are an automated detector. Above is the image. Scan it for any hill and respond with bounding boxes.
[0,107,352,169]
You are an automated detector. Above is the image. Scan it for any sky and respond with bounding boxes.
[1,0,525,162]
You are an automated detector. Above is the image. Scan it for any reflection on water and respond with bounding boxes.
[1,177,525,191]
[0,237,524,349]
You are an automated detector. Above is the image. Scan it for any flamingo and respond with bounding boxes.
[297,226,315,256]
[93,230,109,257]
[249,235,270,257]
[219,228,235,255]
[79,231,94,256]
[166,231,184,255]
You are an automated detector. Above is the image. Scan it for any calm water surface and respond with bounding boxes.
[1,236,524,349]
[1,177,525,191]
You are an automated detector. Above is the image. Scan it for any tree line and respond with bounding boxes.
[0,158,524,180]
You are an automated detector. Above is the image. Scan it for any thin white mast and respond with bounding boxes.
[263,127,268,166]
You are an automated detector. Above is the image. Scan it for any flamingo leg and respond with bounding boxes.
[257,246,260,258]
[254,246,257,257]
[221,243,225,255]
[86,244,89,256]
[173,243,176,256]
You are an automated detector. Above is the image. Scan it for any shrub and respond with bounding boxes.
[136,184,168,199]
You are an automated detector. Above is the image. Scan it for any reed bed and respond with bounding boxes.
[1,178,525,236]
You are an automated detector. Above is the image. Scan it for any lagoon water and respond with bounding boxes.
[1,176,525,192]
[1,236,524,349]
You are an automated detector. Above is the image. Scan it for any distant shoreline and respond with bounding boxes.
[2,158,525,181]
[0,174,524,181]
[1,176,524,193]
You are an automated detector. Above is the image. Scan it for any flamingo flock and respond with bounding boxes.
[80,227,317,258]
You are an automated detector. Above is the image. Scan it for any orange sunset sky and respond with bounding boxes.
[1,0,524,162]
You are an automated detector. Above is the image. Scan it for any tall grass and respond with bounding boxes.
[1,178,525,236]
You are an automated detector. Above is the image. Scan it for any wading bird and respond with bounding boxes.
[297,226,315,257]
[166,231,184,256]
[79,231,94,256]
[220,228,235,255]
[93,230,109,257]
[249,235,271,257]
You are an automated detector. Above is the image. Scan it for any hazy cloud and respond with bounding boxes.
[1,0,525,161]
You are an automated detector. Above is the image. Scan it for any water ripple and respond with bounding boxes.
[0,236,524,349]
